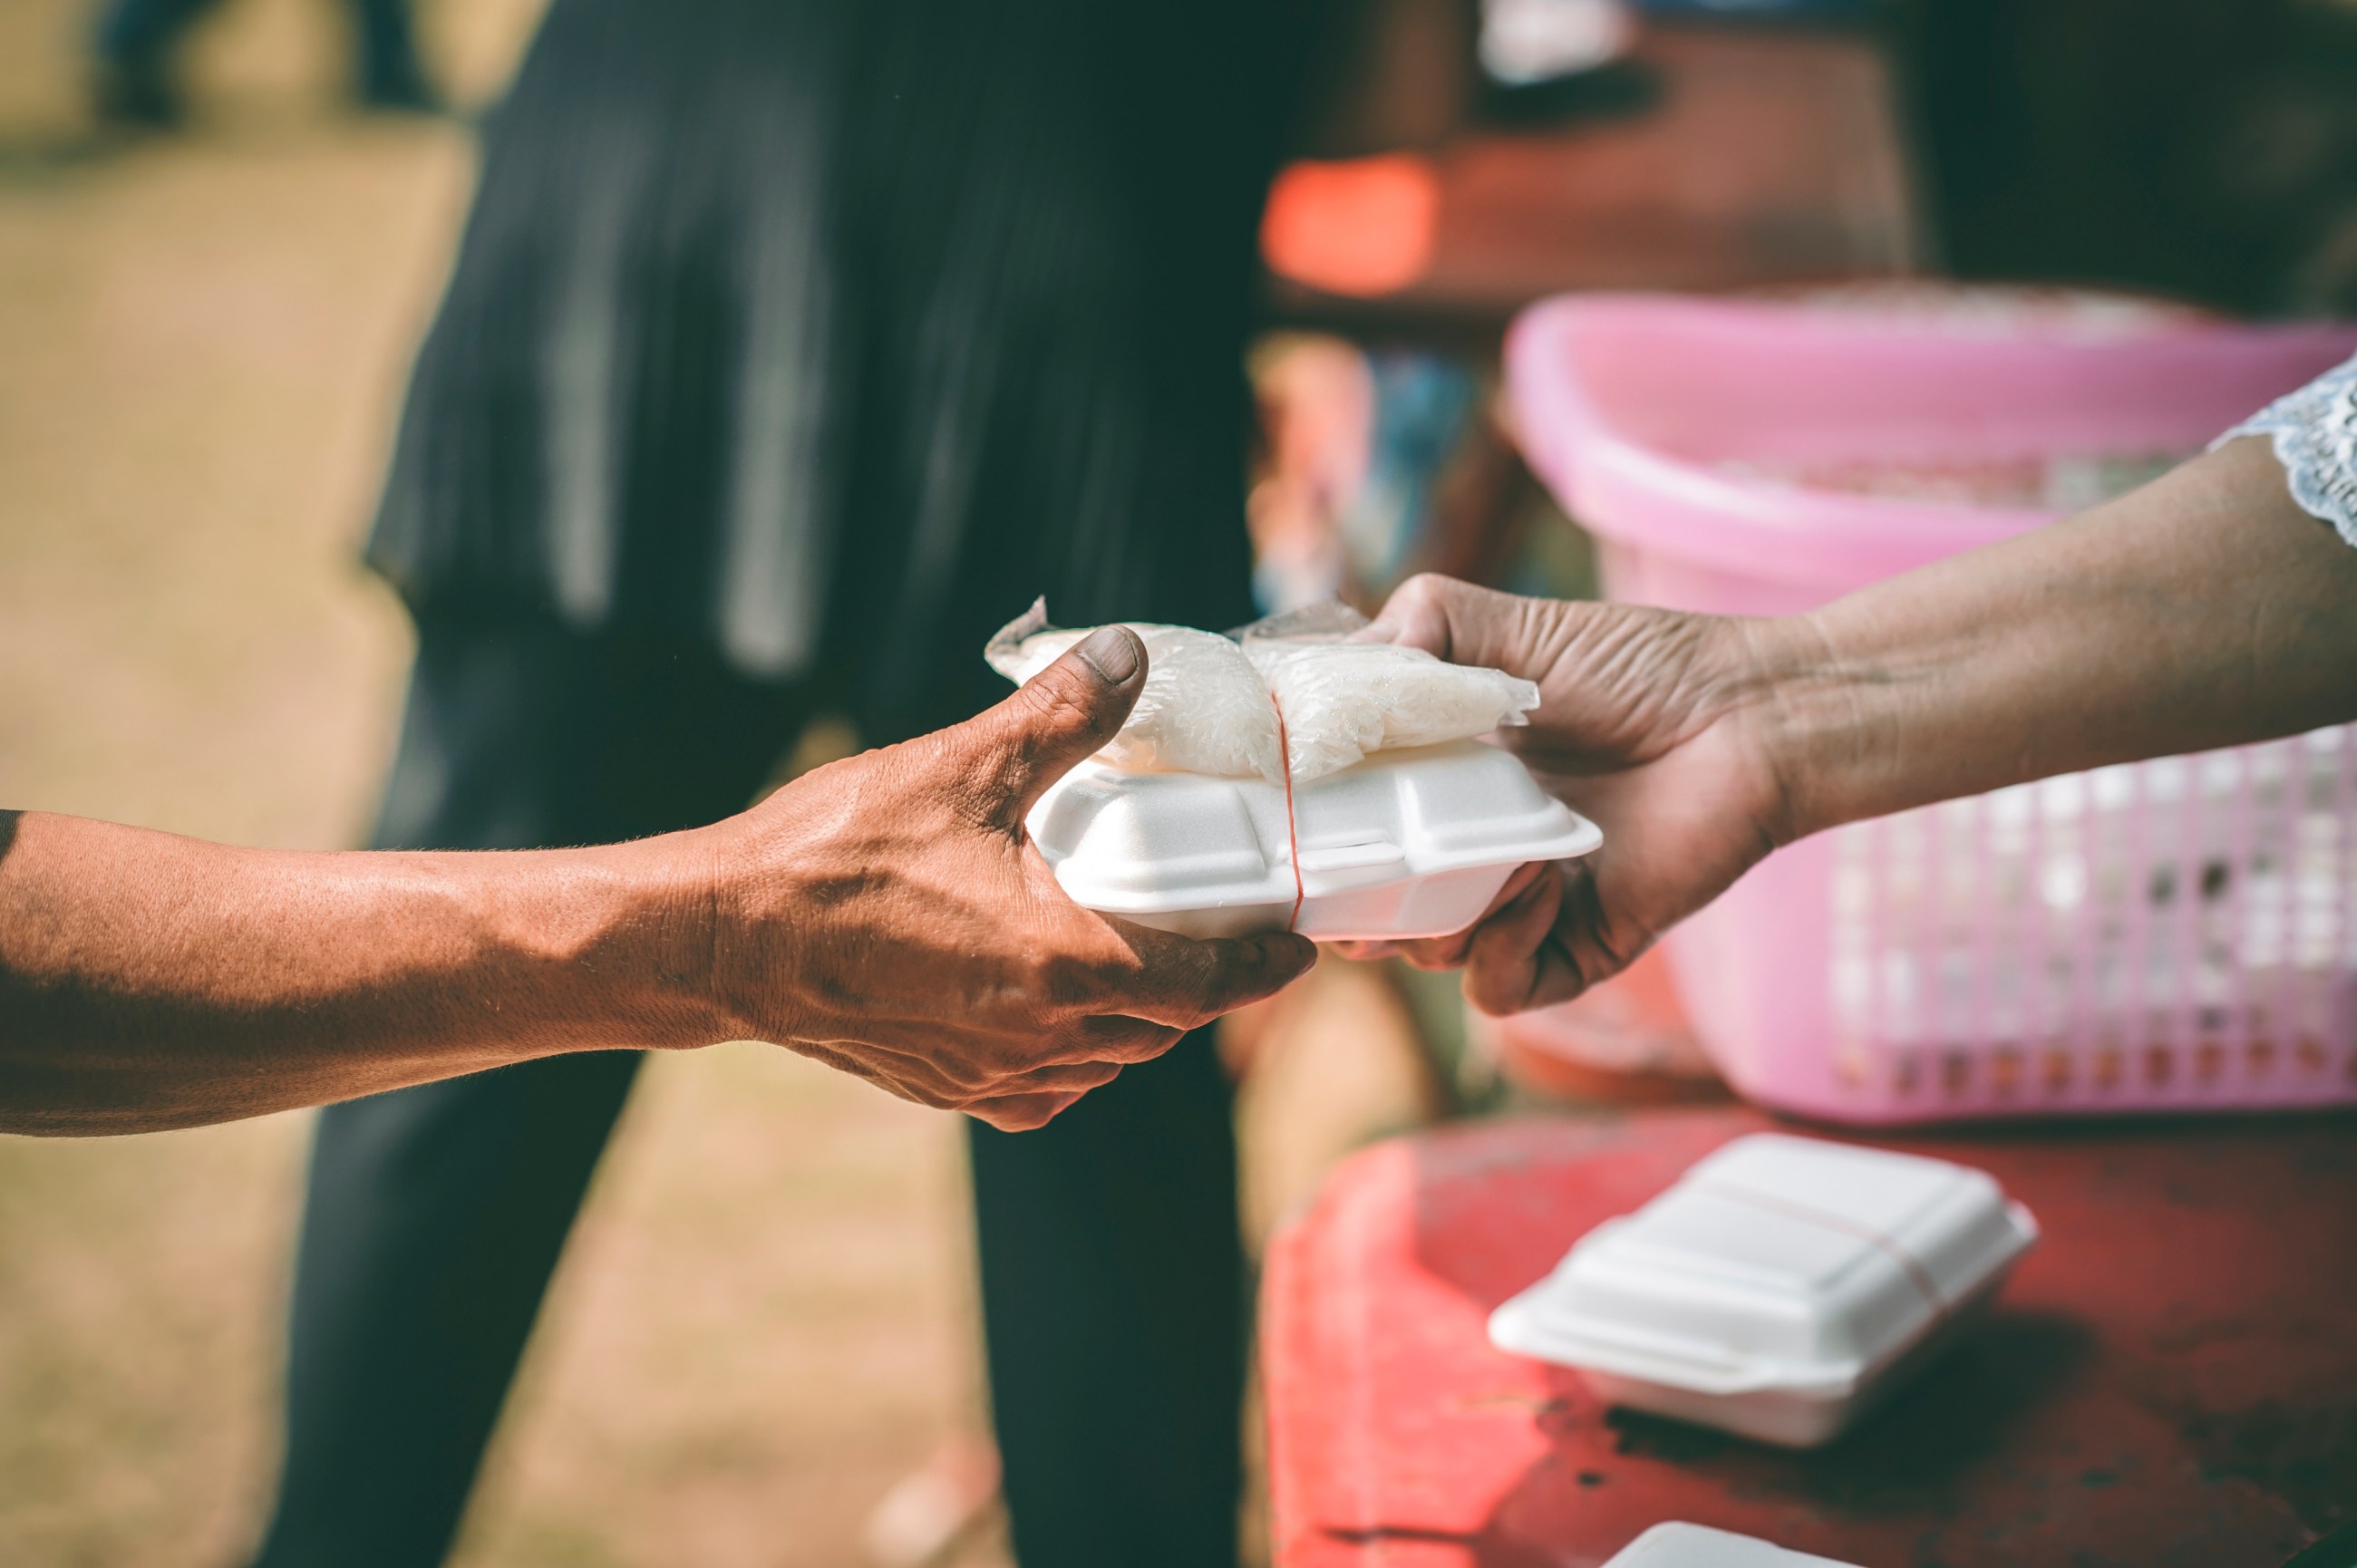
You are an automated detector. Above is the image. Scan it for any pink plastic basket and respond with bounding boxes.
[1507,291,2357,1123]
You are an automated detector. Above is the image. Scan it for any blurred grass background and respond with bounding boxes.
[0,4,1438,1564]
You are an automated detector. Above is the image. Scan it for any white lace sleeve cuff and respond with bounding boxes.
[2211,351,2357,547]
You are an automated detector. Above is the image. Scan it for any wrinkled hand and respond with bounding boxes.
[703,627,1316,1130]
[1343,576,1792,1015]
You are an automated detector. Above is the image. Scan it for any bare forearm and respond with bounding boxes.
[1763,437,2357,840]
[0,810,720,1135]
[1358,440,2357,1012]
[0,631,1315,1137]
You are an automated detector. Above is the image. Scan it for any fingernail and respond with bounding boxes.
[1072,625,1141,685]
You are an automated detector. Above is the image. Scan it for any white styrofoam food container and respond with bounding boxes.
[1489,1134,2037,1447]
[1605,1524,1869,1568]
[1027,739,1601,941]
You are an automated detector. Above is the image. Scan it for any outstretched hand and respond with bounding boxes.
[22,445,2348,1136]
[1343,576,1793,1015]
[705,626,1317,1129]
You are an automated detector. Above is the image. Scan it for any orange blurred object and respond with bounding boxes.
[1263,30,1919,315]
[1260,154,1441,299]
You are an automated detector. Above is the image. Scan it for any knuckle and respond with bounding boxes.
[978,1096,1055,1132]
[946,1040,1033,1097]
[936,1060,997,1096]
[978,958,1057,1022]
[1166,979,1227,1030]
[1021,662,1115,740]
[1467,972,1518,1018]
[1094,1021,1176,1062]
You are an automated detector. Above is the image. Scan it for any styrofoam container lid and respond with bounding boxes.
[1489,1135,2037,1399]
[1028,739,1600,942]
[1605,1524,1868,1568]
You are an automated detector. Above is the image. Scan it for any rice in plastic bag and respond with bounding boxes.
[985,605,1282,780]
[985,599,1539,785]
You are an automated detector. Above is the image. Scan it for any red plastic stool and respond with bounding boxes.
[1263,1108,2357,1568]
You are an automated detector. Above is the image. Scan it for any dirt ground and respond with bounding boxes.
[0,5,1438,1565]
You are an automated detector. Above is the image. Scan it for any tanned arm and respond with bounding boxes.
[1355,437,2357,1012]
[0,630,1314,1135]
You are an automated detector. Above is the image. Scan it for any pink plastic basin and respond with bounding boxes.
[1507,292,2357,1123]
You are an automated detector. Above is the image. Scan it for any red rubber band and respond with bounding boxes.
[1704,1184,1954,1322]
[1272,697,1305,934]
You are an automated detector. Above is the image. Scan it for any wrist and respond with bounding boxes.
[571,830,740,1050]
[687,799,843,1051]
[1732,610,1898,847]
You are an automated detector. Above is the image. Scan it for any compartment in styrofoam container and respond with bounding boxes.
[1605,1524,1869,1568]
[1488,1134,2037,1447]
[1027,739,1600,941]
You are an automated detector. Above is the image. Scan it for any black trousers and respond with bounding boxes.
[247,615,1245,1568]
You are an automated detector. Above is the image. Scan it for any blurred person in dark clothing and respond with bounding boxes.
[92,0,439,127]
[242,3,1317,1567]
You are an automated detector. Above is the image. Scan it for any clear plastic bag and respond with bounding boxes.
[985,599,1540,784]
[985,605,1282,780]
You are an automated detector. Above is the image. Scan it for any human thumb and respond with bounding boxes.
[1353,572,1465,658]
[965,625,1147,828]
